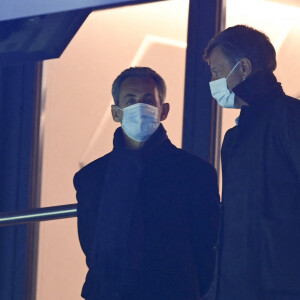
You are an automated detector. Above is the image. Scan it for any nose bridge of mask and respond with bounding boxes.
[209,61,240,95]
[209,77,228,93]
[226,61,240,81]
[121,103,159,119]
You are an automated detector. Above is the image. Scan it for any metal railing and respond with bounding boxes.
[0,204,77,227]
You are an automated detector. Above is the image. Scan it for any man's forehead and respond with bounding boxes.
[120,77,158,93]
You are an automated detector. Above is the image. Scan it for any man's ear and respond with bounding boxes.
[160,103,170,121]
[240,58,252,79]
[111,105,123,123]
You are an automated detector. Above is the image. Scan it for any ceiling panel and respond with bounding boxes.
[0,0,164,22]
[0,10,90,66]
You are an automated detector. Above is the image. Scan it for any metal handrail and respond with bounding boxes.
[0,204,77,227]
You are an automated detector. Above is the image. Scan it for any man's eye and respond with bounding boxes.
[144,99,155,105]
[127,99,136,105]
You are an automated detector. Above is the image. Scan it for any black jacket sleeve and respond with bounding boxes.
[188,161,220,296]
[73,171,99,269]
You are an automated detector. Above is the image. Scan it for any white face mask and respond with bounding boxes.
[120,103,160,142]
[209,61,241,108]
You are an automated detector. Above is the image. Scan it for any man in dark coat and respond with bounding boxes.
[203,25,300,300]
[73,67,220,300]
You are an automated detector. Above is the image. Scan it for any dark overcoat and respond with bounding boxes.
[74,128,220,300]
[218,71,300,300]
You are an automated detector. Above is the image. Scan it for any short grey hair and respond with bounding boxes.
[112,67,167,106]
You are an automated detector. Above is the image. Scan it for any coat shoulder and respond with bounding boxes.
[167,143,218,178]
[73,152,112,190]
[269,94,300,135]
[272,94,300,116]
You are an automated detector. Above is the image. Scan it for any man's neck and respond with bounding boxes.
[122,129,145,150]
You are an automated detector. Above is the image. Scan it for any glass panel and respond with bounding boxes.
[36,1,189,299]
[219,0,300,192]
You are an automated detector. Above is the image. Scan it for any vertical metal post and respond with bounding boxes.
[183,0,225,173]
[0,62,42,300]
[25,61,43,300]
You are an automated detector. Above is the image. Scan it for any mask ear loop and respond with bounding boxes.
[226,61,240,80]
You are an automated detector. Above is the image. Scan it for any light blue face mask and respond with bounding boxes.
[209,61,241,108]
[120,103,160,142]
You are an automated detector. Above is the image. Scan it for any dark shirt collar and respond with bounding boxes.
[233,70,285,106]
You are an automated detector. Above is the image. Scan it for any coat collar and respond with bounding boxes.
[233,70,285,106]
[112,124,170,162]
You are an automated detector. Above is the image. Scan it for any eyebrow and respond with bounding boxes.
[143,93,155,98]
[124,94,136,98]
[124,93,154,98]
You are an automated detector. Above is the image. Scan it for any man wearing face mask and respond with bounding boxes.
[203,25,300,299]
[73,67,220,300]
